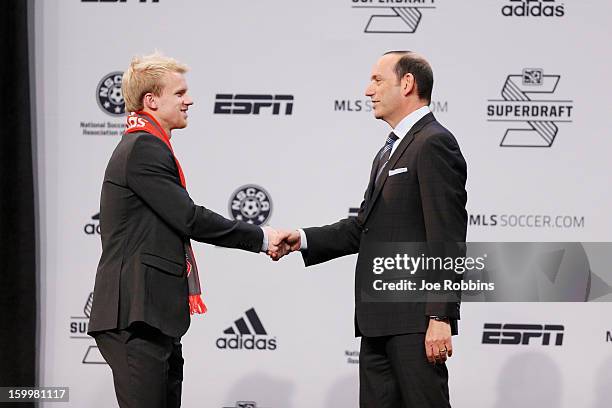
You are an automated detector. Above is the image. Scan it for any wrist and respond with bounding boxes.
[260,227,269,252]
[297,228,307,251]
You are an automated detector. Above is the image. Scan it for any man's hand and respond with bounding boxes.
[283,230,301,252]
[263,229,301,261]
[424,318,453,364]
[263,227,291,261]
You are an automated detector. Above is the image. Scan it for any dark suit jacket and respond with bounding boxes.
[302,113,467,337]
[88,131,263,338]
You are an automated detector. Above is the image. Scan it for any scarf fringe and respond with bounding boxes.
[189,295,207,315]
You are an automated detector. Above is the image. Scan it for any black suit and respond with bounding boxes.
[302,112,467,407]
[88,130,263,408]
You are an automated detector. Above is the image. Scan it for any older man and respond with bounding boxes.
[282,51,467,407]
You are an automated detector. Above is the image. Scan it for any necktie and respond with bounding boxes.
[374,132,399,184]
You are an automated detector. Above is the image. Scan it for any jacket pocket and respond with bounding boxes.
[141,253,185,277]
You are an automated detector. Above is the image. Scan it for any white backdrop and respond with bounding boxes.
[34,1,612,407]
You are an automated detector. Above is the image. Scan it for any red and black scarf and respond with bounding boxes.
[125,111,207,315]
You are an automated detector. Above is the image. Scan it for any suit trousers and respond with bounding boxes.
[94,323,184,408]
[359,333,451,408]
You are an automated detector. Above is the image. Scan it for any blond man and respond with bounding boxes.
[88,53,286,408]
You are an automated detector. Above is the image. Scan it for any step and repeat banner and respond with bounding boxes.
[34,1,612,407]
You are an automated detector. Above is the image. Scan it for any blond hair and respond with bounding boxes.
[122,52,189,112]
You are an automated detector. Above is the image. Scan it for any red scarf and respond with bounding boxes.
[125,111,207,315]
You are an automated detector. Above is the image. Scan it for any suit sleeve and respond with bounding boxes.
[417,131,468,319]
[301,210,363,267]
[417,131,467,242]
[301,149,384,266]
[300,150,383,267]
[126,135,263,252]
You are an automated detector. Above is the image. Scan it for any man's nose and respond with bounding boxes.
[365,83,374,96]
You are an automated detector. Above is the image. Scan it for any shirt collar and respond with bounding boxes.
[391,105,431,140]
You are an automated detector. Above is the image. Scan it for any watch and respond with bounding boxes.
[429,316,449,322]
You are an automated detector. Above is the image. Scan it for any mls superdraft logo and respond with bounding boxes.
[486,68,573,147]
[216,308,277,351]
[229,185,272,226]
[69,292,106,364]
[214,94,294,115]
[83,212,101,236]
[482,323,564,346]
[502,0,565,17]
[96,71,125,116]
[351,0,436,34]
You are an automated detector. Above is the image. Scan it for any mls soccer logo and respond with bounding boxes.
[229,185,272,226]
[96,71,125,116]
[522,68,543,85]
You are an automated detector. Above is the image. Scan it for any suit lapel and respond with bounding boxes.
[363,113,435,223]
[365,147,384,201]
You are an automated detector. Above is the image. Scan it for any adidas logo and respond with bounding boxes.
[84,212,101,235]
[216,308,277,351]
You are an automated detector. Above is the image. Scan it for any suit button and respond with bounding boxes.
[363,227,369,234]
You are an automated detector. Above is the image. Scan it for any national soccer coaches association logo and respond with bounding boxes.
[486,68,573,147]
[229,185,272,226]
[96,71,125,116]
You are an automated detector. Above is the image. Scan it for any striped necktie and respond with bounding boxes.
[374,132,399,184]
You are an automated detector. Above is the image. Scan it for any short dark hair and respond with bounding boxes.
[384,51,433,103]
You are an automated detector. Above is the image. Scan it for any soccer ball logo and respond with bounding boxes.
[241,197,261,218]
[96,71,125,116]
[229,185,272,226]
[108,86,123,105]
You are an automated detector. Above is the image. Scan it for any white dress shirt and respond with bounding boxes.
[389,105,430,158]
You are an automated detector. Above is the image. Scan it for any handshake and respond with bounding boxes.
[261,227,302,261]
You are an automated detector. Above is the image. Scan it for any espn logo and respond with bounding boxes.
[214,94,294,115]
[482,323,564,346]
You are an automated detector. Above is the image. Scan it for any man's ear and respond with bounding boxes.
[401,73,415,97]
[143,93,157,110]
